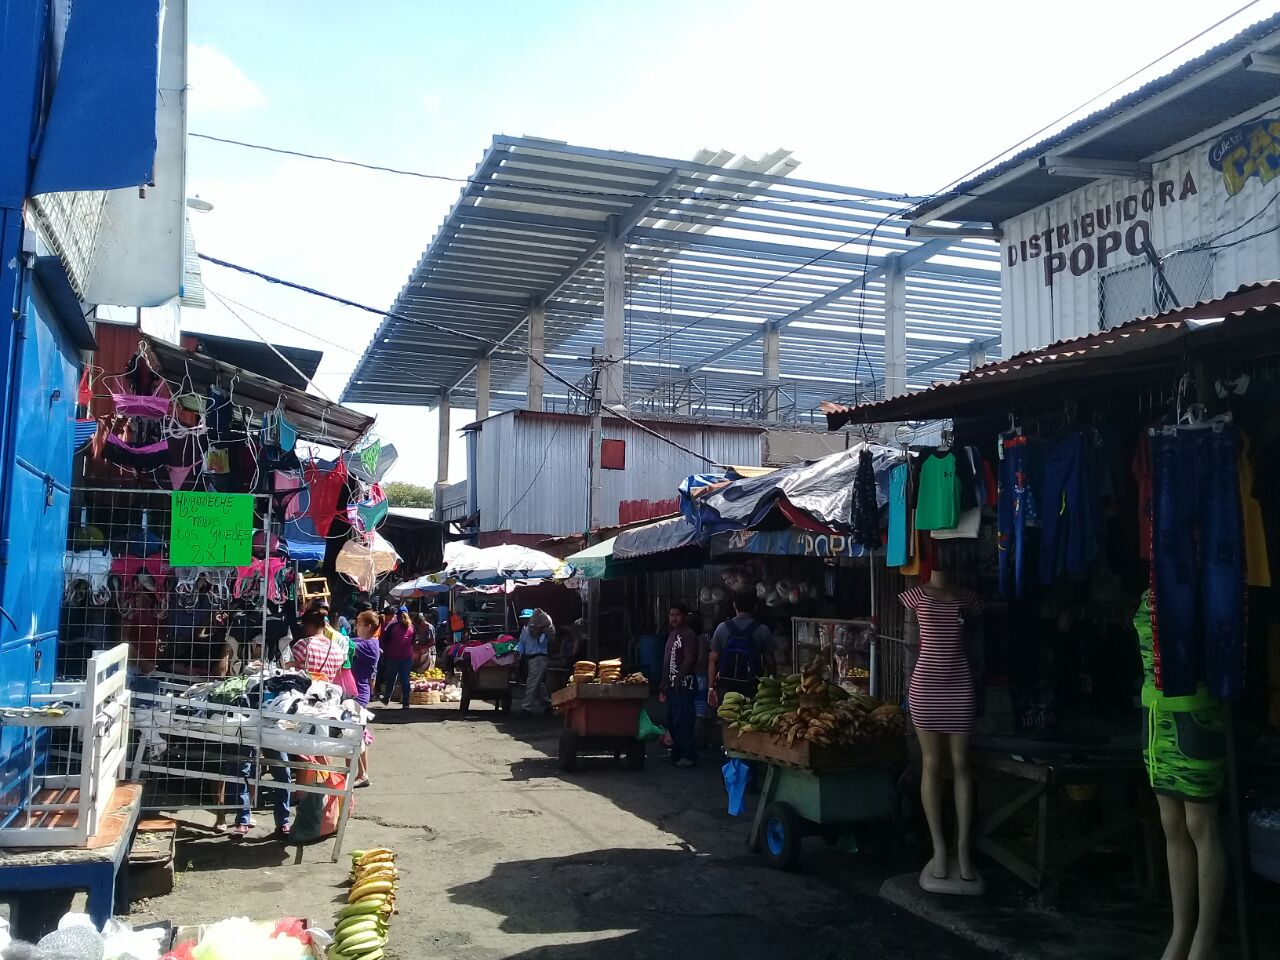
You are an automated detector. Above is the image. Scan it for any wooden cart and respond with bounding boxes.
[460,661,514,714]
[724,727,906,871]
[550,683,649,772]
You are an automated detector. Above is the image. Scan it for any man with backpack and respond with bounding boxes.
[707,592,777,709]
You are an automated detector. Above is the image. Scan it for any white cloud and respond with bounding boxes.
[188,43,267,115]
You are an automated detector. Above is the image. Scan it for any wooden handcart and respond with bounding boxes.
[550,683,649,772]
[460,661,514,714]
[725,727,906,871]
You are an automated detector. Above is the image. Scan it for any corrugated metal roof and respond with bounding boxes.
[910,12,1280,224]
[822,283,1280,426]
[341,136,1002,418]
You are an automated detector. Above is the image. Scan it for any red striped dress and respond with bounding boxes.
[900,586,982,734]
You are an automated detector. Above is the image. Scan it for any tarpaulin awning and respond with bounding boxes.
[564,537,616,580]
[614,517,703,560]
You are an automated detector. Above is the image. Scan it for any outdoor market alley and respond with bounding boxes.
[130,704,992,960]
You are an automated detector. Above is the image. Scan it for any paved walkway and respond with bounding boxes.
[133,703,990,959]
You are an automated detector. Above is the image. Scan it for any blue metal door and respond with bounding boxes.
[0,255,80,816]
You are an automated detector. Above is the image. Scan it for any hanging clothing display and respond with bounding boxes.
[851,448,879,549]
[304,459,348,537]
[1037,430,1099,585]
[900,585,983,733]
[886,462,910,567]
[1149,421,1245,700]
[334,532,400,592]
[997,432,1028,597]
[914,449,960,531]
[1134,591,1225,801]
[932,507,981,541]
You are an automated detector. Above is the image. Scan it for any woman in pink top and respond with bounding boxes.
[378,606,415,708]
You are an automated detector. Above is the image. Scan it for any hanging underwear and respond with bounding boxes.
[359,441,381,477]
[347,483,388,534]
[112,391,171,419]
[167,436,201,491]
[272,469,307,520]
[110,554,170,618]
[234,557,288,604]
[173,567,234,606]
[304,459,348,537]
[104,433,169,472]
[76,368,93,408]
[64,549,114,605]
[74,418,97,453]
[278,414,298,453]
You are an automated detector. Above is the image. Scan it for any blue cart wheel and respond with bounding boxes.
[760,801,801,870]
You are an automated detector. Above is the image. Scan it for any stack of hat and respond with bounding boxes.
[598,659,623,684]
[572,661,597,684]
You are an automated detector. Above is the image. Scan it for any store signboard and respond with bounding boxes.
[999,107,1280,356]
[170,492,254,566]
[712,528,867,559]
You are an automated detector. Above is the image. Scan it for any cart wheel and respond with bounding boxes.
[558,729,578,772]
[625,740,646,771]
[760,802,801,871]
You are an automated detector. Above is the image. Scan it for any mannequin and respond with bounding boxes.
[900,568,984,895]
[1134,592,1225,960]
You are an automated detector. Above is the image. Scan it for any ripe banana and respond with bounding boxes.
[348,879,395,902]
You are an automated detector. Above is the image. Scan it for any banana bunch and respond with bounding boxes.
[772,697,906,749]
[798,660,827,696]
[715,691,749,727]
[332,848,398,960]
[745,678,784,732]
[780,674,800,712]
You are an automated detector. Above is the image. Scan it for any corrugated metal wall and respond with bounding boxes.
[1000,105,1280,355]
[476,412,763,537]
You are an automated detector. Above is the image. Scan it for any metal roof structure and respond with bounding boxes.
[821,282,1280,427]
[341,137,1002,419]
[910,12,1280,225]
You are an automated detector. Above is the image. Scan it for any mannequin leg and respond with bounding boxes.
[916,728,948,878]
[1156,795,1195,960]
[1183,800,1224,960]
[948,732,975,880]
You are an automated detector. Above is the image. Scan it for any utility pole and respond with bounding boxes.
[584,348,604,660]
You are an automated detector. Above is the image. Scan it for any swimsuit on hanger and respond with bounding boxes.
[303,459,348,536]
[112,392,171,419]
[103,432,169,472]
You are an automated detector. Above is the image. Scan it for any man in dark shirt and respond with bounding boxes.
[707,592,777,707]
[660,604,698,768]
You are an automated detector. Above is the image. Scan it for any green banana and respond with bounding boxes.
[337,931,384,954]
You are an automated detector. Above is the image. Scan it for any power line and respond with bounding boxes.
[933,0,1265,196]
[197,253,720,466]
[188,132,921,207]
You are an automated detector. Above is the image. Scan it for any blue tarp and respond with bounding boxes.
[31,0,162,195]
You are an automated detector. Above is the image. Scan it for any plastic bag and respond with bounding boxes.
[290,767,348,842]
[636,707,665,743]
[722,758,750,816]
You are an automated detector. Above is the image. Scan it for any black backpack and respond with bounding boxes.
[719,617,761,690]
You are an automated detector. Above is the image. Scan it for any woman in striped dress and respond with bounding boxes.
[901,572,983,884]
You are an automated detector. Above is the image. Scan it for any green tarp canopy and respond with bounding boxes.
[565,536,617,579]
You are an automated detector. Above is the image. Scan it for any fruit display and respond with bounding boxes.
[718,658,906,751]
[331,848,398,959]
[409,667,446,693]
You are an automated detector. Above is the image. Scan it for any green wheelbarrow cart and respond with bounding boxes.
[724,727,905,871]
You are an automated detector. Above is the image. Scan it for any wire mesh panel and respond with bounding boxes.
[1099,244,1214,330]
[59,488,300,815]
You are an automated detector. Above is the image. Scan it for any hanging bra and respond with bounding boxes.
[347,482,388,534]
[173,567,234,606]
[234,557,289,604]
[103,433,169,471]
[112,391,172,419]
[303,459,348,537]
[110,554,170,619]
[64,549,113,605]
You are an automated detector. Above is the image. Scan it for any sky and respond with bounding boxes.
[181,0,1280,484]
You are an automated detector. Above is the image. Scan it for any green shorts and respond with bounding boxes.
[1141,702,1226,802]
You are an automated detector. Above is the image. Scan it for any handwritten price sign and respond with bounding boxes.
[170,492,254,567]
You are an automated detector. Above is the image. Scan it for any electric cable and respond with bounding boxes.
[931,0,1265,196]
[188,132,922,207]
[197,254,721,466]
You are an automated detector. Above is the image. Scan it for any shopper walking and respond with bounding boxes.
[661,604,698,768]
[378,606,415,708]
[350,610,381,787]
[516,609,554,716]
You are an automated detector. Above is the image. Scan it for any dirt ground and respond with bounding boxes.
[131,702,990,959]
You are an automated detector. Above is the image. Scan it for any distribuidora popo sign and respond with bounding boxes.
[170,492,254,566]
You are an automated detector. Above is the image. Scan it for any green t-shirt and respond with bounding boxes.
[914,451,960,531]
